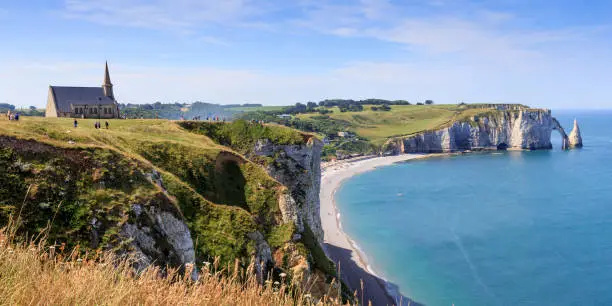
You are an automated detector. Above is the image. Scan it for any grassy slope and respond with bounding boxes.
[297,105,461,145]
[0,118,303,267]
[297,104,537,145]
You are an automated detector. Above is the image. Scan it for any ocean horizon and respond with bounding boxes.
[335,110,612,305]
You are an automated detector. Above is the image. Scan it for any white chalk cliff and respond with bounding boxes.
[386,109,581,153]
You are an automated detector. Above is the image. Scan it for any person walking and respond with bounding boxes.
[105,121,109,129]
[74,119,78,128]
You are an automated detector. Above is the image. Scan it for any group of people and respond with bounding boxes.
[72,119,109,129]
[6,110,19,121]
[178,115,227,122]
[249,119,265,125]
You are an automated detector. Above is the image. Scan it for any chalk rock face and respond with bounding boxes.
[121,204,198,280]
[568,119,583,148]
[247,231,274,282]
[253,137,324,242]
[388,109,558,153]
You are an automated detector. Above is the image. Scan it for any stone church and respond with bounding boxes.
[46,62,120,118]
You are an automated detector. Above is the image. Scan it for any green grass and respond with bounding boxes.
[0,117,220,151]
[297,104,539,145]
[179,120,308,155]
[297,104,465,145]
[0,117,300,270]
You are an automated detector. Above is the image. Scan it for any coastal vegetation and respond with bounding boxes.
[238,103,534,159]
[0,117,347,302]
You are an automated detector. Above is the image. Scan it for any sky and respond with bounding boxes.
[1,0,612,109]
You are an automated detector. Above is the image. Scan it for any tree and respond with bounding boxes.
[29,106,37,111]
[416,102,424,105]
[425,100,434,105]
[294,102,307,112]
[307,102,318,110]
[0,103,15,111]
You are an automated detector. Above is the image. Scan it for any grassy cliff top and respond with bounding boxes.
[0,117,311,268]
[296,104,536,145]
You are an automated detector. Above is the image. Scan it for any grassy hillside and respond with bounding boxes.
[237,103,535,158]
[297,104,464,145]
[0,118,317,278]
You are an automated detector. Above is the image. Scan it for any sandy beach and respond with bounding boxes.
[320,154,433,306]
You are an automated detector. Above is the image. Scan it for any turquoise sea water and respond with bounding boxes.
[335,111,612,306]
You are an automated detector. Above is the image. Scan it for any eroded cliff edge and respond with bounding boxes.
[385,108,581,153]
[179,121,343,296]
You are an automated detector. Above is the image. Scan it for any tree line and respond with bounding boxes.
[281,98,434,114]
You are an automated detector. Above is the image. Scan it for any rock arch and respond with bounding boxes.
[552,118,570,150]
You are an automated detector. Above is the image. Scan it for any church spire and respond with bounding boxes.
[102,61,114,99]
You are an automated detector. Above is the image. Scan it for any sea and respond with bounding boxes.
[335,110,612,306]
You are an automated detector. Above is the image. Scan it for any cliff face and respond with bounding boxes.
[253,137,324,242]
[387,109,563,153]
[0,137,197,276]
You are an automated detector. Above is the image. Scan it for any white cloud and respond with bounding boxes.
[294,1,591,64]
[5,1,611,110]
[60,0,278,35]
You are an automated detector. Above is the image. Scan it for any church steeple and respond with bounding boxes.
[102,61,114,100]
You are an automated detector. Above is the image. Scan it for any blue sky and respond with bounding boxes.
[1,0,612,109]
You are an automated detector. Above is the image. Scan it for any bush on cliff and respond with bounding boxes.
[178,120,306,155]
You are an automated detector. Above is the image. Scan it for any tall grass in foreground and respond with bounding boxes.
[0,224,351,305]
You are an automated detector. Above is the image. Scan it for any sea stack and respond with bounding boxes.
[568,119,583,148]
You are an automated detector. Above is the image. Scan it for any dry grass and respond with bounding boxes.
[0,223,349,306]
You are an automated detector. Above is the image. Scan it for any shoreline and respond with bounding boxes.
[320,153,446,305]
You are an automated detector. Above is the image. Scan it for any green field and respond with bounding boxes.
[297,104,478,145]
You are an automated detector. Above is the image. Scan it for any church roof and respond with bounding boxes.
[50,86,115,113]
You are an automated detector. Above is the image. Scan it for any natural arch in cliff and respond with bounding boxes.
[552,118,569,150]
